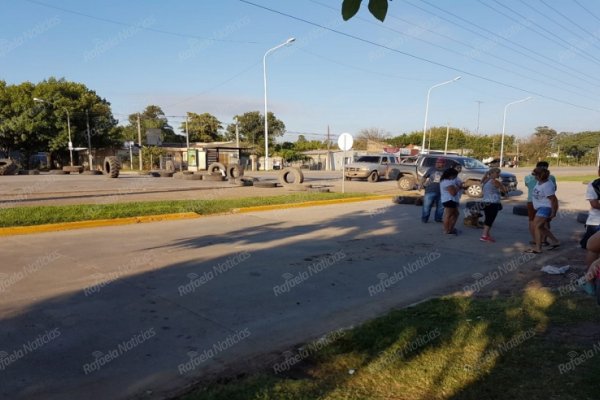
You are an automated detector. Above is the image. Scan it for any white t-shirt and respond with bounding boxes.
[585,180,600,225]
[440,178,461,203]
[532,180,555,209]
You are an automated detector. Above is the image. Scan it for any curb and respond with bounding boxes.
[0,195,395,237]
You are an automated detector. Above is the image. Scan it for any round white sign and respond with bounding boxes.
[337,133,353,151]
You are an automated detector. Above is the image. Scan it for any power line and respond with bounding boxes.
[573,0,600,23]
[24,0,261,44]
[238,0,600,112]
[539,0,600,51]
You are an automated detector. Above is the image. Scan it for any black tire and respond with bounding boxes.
[397,176,416,191]
[0,159,18,175]
[182,170,194,175]
[285,183,309,191]
[278,167,305,185]
[307,187,330,193]
[227,164,244,179]
[103,156,120,178]
[81,170,102,175]
[254,181,278,188]
[466,183,483,198]
[207,162,226,176]
[18,169,40,175]
[367,170,379,183]
[512,204,529,216]
[203,173,224,181]
[345,176,352,181]
[230,178,254,186]
[577,212,589,224]
[392,196,417,205]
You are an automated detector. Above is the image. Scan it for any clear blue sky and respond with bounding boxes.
[2,0,600,143]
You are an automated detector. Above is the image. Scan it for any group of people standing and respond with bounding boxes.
[420,158,561,250]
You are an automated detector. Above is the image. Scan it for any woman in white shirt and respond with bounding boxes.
[440,168,462,235]
[526,167,559,253]
[480,167,507,243]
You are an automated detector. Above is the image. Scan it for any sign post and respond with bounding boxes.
[337,133,353,194]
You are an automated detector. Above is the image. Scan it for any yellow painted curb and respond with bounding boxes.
[0,195,396,237]
[0,212,201,237]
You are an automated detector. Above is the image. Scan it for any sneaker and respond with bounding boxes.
[480,236,496,243]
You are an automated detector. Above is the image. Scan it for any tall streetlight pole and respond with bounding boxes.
[421,76,461,154]
[500,96,532,167]
[263,37,295,171]
[34,97,74,166]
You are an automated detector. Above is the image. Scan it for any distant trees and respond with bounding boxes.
[0,77,119,165]
[179,112,222,142]
[224,111,286,155]
[122,105,182,144]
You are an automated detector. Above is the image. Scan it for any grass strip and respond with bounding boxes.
[182,288,600,400]
[555,175,598,182]
[0,192,373,227]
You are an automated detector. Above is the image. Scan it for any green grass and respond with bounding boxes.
[182,288,600,400]
[555,175,598,182]
[0,192,371,227]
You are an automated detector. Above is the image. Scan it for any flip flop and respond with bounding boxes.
[548,244,560,250]
[524,249,541,254]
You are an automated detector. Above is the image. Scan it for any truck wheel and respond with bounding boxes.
[397,176,416,191]
[103,156,120,178]
[466,183,483,198]
[367,171,379,183]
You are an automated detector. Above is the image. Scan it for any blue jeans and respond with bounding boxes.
[422,191,443,222]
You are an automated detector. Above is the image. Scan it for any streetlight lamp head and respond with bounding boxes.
[453,76,462,81]
[286,37,296,44]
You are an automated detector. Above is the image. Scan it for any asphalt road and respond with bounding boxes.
[0,195,588,400]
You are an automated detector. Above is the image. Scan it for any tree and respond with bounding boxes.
[0,77,119,166]
[179,112,222,142]
[224,111,286,154]
[123,105,181,144]
[342,0,390,22]
[354,127,390,150]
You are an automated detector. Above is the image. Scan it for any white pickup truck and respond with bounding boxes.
[344,154,401,182]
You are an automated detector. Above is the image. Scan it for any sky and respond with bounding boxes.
[2,0,600,144]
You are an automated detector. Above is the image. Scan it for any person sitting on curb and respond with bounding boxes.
[580,165,600,249]
[524,161,556,246]
[420,158,446,223]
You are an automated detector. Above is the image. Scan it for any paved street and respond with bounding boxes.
[0,195,587,400]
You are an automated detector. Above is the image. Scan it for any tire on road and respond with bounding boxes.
[397,176,416,191]
[512,204,528,216]
[278,167,304,186]
[254,181,278,188]
[367,170,379,183]
[63,165,84,174]
[207,162,226,177]
[82,170,102,175]
[392,196,417,205]
[203,173,224,181]
[158,171,173,178]
[0,159,18,176]
[103,156,120,178]
[18,169,40,175]
[227,164,244,179]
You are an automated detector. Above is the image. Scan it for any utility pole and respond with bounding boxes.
[475,100,483,135]
[137,113,143,170]
[85,110,93,170]
[326,125,331,171]
[235,118,240,148]
[444,122,450,154]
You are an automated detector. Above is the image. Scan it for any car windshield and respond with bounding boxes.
[457,157,487,169]
[356,156,381,163]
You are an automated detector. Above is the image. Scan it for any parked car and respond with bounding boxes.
[344,154,401,182]
[395,154,517,197]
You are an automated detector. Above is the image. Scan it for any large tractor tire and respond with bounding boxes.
[0,159,18,176]
[278,167,304,186]
[103,156,120,178]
